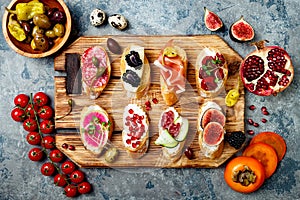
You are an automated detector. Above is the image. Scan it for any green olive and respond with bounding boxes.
[34,33,49,52]
[45,30,57,38]
[33,14,51,29]
[32,26,44,37]
[53,23,65,37]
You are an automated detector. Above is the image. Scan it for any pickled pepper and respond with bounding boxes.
[7,14,26,41]
[6,0,45,21]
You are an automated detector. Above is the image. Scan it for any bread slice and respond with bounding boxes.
[80,105,113,156]
[120,45,151,99]
[81,46,111,99]
[197,101,226,159]
[154,41,188,106]
[156,107,189,162]
[122,104,149,159]
[196,47,228,98]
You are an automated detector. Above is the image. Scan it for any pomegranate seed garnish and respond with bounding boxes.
[145,106,151,111]
[261,118,267,123]
[261,106,267,112]
[132,143,137,148]
[62,143,68,149]
[253,122,259,127]
[69,145,75,151]
[247,119,254,125]
[249,105,256,110]
[145,101,151,106]
[152,98,158,104]
[126,139,131,144]
[128,109,134,114]
[247,130,255,135]
[262,110,270,115]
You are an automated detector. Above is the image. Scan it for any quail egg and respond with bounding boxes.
[108,14,128,30]
[90,9,106,26]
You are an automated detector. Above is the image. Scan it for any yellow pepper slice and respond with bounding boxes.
[7,14,26,41]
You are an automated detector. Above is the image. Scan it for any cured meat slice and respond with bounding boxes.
[203,122,224,146]
[201,108,226,128]
[81,46,111,99]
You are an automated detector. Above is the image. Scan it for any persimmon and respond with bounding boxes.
[250,131,286,161]
[243,142,278,178]
[224,156,265,193]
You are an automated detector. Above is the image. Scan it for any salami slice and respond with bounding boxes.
[203,122,224,146]
[81,46,111,99]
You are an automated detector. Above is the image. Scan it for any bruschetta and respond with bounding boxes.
[81,46,111,99]
[122,104,149,159]
[154,40,188,106]
[155,107,189,162]
[196,47,228,98]
[120,45,151,99]
[80,105,113,156]
[197,101,226,159]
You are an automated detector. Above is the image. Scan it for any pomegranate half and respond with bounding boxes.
[240,40,294,96]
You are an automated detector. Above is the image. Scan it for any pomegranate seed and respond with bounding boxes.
[136,141,141,146]
[145,101,151,107]
[262,111,269,115]
[126,139,131,144]
[62,143,68,149]
[68,145,75,150]
[261,106,267,112]
[247,119,254,125]
[145,106,151,111]
[249,105,256,110]
[184,147,193,160]
[132,143,137,148]
[253,122,259,127]
[261,118,267,123]
[128,109,134,114]
[247,130,255,135]
[152,98,159,104]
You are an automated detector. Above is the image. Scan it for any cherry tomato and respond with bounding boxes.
[70,170,85,184]
[26,132,41,145]
[54,174,67,187]
[64,184,78,197]
[40,119,54,134]
[242,142,278,178]
[33,92,49,107]
[14,94,29,108]
[11,107,25,122]
[41,135,55,149]
[61,160,76,174]
[38,105,53,120]
[23,118,38,132]
[28,147,44,161]
[25,104,39,119]
[41,162,56,176]
[49,149,65,163]
[224,156,265,193]
[78,182,92,194]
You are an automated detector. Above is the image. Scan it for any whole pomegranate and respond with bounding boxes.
[240,40,294,96]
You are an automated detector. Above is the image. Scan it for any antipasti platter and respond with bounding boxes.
[54,35,244,168]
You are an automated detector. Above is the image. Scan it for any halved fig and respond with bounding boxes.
[204,7,223,31]
[230,16,255,42]
[203,122,224,146]
[201,108,226,128]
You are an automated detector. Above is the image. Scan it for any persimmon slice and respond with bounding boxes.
[242,142,278,178]
[250,131,286,161]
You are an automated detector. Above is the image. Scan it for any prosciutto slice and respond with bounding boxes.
[154,40,186,94]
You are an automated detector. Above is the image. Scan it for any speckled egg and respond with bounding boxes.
[90,9,106,26]
[108,14,128,30]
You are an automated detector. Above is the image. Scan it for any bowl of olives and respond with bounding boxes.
[2,0,71,58]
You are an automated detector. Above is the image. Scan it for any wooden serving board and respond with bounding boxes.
[54,35,244,168]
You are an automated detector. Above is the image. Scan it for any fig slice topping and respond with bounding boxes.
[230,16,255,42]
[204,7,223,31]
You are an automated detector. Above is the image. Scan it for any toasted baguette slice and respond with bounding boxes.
[197,101,226,159]
[156,107,189,162]
[120,46,151,99]
[122,104,149,159]
[80,105,113,156]
[196,47,228,98]
[81,46,111,99]
[154,40,188,106]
